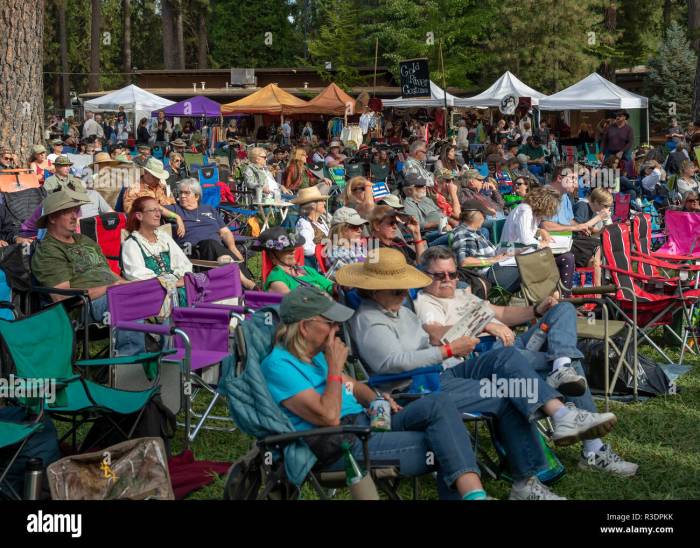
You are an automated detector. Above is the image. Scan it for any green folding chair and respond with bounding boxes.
[0,416,44,499]
[0,304,174,452]
[183,152,206,169]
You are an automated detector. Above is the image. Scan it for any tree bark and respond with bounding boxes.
[663,0,672,31]
[58,0,70,108]
[173,0,185,69]
[197,4,208,69]
[89,0,101,91]
[0,0,45,160]
[689,0,700,121]
[123,0,132,83]
[162,0,176,69]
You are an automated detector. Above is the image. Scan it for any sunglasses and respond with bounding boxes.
[426,271,460,281]
[382,219,398,227]
[686,199,699,204]
[352,187,365,193]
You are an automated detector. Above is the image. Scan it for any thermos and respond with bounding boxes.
[23,457,43,500]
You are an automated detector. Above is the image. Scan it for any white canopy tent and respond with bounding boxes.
[83,85,174,127]
[456,71,546,107]
[538,72,649,143]
[538,73,648,110]
[383,80,459,108]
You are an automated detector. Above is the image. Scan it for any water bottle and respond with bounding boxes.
[23,458,43,500]
[341,441,379,500]
[525,322,549,352]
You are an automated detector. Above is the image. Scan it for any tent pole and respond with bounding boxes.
[439,40,448,137]
[646,107,650,145]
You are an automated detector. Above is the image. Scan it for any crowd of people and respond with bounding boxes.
[3,103,699,501]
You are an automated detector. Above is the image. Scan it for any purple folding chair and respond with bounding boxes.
[184,262,243,306]
[170,306,236,445]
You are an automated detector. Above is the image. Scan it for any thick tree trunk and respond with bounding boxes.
[197,7,208,69]
[123,0,132,83]
[89,0,101,91]
[162,0,176,69]
[0,0,45,160]
[689,0,700,121]
[173,0,185,69]
[663,0,672,31]
[58,0,70,108]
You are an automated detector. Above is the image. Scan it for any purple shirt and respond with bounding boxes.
[603,123,633,154]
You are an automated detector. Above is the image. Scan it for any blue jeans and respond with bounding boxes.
[89,294,146,357]
[326,393,480,500]
[424,230,450,247]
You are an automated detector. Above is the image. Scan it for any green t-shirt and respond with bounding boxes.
[32,233,119,289]
[517,144,545,161]
[264,265,333,294]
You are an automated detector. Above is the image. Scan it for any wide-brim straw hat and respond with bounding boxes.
[91,151,120,167]
[37,189,91,228]
[291,185,330,205]
[335,247,432,290]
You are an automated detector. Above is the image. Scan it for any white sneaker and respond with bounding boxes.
[547,366,587,397]
[579,444,638,477]
[551,403,617,447]
[217,255,234,264]
[509,477,567,500]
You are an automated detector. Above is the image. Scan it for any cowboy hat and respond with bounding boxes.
[170,138,187,148]
[378,194,404,210]
[143,158,169,180]
[335,247,432,290]
[291,185,330,205]
[37,189,91,228]
[91,151,120,167]
[250,226,305,252]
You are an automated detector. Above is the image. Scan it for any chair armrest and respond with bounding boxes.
[113,320,175,336]
[570,285,618,295]
[261,425,372,447]
[601,264,677,283]
[367,365,443,388]
[193,303,252,315]
[31,285,89,298]
[75,349,177,367]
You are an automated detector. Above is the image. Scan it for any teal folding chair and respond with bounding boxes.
[0,304,174,452]
[0,415,44,500]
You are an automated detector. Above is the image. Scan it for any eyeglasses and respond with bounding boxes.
[352,187,365,193]
[686,199,699,204]
[382,219,398,227]
[426,271,460,281]
[515,181,529,187]
[2,156,12,162]
[310,317,338,327]
[141,208,161,214]
[346,224,363,231]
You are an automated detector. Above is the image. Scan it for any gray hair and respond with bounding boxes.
[419,246,457,271]
[178,177,202,198]
[409,139,427,155]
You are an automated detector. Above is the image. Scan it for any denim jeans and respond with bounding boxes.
[492,302,584,363]
[326,392,480,500]
[425,230,450,247]
[89,294,146,357]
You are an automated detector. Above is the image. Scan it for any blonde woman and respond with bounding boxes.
[324,207,369,279]
[244,147,281,199]
[28,145,54,183]
[284,148,329,193]
[341,176,375,218]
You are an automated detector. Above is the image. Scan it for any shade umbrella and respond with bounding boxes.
[284,83,355,116]
[152,96,222,117]
[221,83,308,116]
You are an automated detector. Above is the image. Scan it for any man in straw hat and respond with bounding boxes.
[123,158,185,237]
[261,285,497,500]
[291,186,330,261]
[133,144,152,168]
[337,248,623,497]
[31,190,144,356]
[44,155,86,194]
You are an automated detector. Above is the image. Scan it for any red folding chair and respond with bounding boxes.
[601,223,700,365]
[261,247,304,285]
[633,211,700,262]
[611,193,631,223]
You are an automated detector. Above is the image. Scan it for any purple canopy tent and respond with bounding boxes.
[152,96,222,118]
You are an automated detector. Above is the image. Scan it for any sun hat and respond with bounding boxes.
[378,194,404,209]
[461,199,490,217]
[329,141,342,149]
[37,189,91,228]
[402,172,429,188]
[290,185,331,205]
[331,207,368,227]
[53,155,73,166]
[335,247,432,290]
[143,158,169,180]
[250,226,305,252]
[464,168,485,180]
[31,144,47,155]
[91,151,120,167]
[51,139,64,146]
[279,286,354,324]
[170,138,187,148]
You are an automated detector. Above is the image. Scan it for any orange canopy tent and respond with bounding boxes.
[221,83,308,115]
[284,83,355,116]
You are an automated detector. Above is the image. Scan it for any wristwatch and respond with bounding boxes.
[533,303,543,318]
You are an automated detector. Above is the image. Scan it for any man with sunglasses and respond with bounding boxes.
[402,139,435,187]
[402,173,452,245]
[0,147,18,169]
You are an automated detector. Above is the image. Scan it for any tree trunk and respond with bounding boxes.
[173,0,185,69]
[0,0,45,160]
[197,5,208,69]
[689,0,700,121]
[58,0,70,108]
[162,0,176,69]
[663,0,672,31]
[123,0,132,83]
[89,0,101,91]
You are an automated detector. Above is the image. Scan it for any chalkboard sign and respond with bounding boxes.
[399,59,430,98]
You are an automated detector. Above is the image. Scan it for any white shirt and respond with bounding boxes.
[501,203,539,246]
[295,216,329,257]
[642,168,664,192]
[121,230,193,281]
[457,127,469,149]
[83,118,104,139]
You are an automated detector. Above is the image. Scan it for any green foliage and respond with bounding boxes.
[646,21,697,128]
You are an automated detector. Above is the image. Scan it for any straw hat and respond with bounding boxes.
[143,158,169,180]
[91,151,120,167]
[291,185,330,205]
[335,247,431,290]
[37,189,91,228]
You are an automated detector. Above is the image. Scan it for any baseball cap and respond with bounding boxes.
[331,207,368,227]
[279,286,354,324]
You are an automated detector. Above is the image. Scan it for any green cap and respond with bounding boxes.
[279,286,354,325]
[51,138,64,146]
[54,155,73,166]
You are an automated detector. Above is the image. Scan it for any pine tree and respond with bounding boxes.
[646,21,697,128]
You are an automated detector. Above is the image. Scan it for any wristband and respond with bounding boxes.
[327,374,343,384]
[533,304,543,318]
[414,239,426,245]
[443,343,454,359]
[480,258,488,266]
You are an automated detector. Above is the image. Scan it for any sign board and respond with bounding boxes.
[499,95,518,115]
[399,58,430,98]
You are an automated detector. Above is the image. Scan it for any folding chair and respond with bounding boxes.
[0,411,44,500]
[0,304,171,453]
[639,210,700,261]
[369,163,390,184]
[79,213,127,276]
[196,164,220,185]
[0,169,40,192]
[601,223,700,366]
[183,153,206,170]
[261,247,304,285]
[612,193,631,223]
[515,247,636,409]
